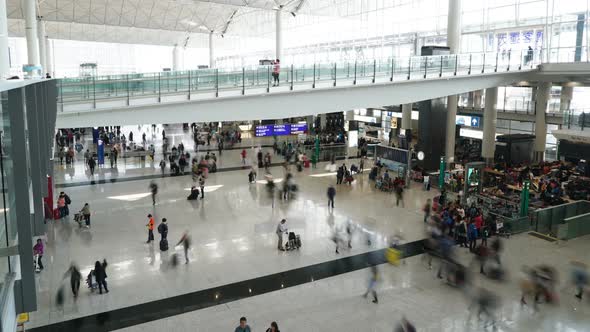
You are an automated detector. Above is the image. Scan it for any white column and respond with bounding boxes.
[534,82,551,162]
[444,0,461,164]
[446,0,462,53]
[275,9,282,60]
[172,45,181,71]
[37,20,47,74]
[482,87,498,165]
[320,114,327,130]
[0,0,9,78]
[401,104,412,130]
[559,86,573,112]
[209,32,215,69]
[24,0,40,67]
[46,37,54,77]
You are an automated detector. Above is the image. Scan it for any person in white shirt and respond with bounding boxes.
[276,219,287,251]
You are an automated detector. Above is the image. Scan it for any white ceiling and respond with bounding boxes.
[5,0,342,46]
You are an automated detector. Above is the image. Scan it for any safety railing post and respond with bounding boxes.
[215,69,219,97]
[126,74,130,106]
[495,52,499,72]
[390,57,395,81]
[313,63,316,88]
[290,65,294,91]
[157,73,161,102]
[92,76,96,108]
[439,56,443,77]
[468,54,472,74]
[519,50,523,70]
[188,70,191,100]
[372,59,376,83]
[423,57,428,78]
[333,63,337,87]
[354,61,357,85]
[454,55,458,76]
[407,57,411,80]
[267,66,270,93]
[347,63,350,78]
[242,68,245,95]
[507,50,511,71]
[481,53,486,73]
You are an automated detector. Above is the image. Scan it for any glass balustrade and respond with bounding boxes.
[56,50,548,107]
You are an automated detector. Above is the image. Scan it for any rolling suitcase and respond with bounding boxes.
[53,208,61,220]
[160,239,169,251]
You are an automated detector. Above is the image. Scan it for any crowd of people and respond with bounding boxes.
[45,124,590,330]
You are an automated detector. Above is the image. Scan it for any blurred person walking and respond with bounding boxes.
[423,199,431,223]
[176,231,191,264]
[363,265,379,303]
[64,263,82,299]
[149,182,158,205]
[327,184,336,211]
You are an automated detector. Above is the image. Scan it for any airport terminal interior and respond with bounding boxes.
[2,0,590,331]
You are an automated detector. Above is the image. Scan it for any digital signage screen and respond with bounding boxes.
[290,123,308,134]
[273,124,291,136]
[255,125,273,137]
[255,123,308,137]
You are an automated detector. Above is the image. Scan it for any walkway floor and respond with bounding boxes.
[30,159,433,330]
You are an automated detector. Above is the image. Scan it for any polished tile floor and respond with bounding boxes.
[31,158,434,329]
[115,233,590,332]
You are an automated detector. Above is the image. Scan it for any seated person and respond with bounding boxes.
[187,186,200,200]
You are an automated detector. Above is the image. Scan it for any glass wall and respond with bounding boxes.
[0,91,15,283]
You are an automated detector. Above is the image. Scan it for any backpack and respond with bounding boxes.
[64,195,72,205]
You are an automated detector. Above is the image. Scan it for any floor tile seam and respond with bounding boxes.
[28,239,425,332]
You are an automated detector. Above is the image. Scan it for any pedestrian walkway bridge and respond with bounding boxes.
[55,51,590,127]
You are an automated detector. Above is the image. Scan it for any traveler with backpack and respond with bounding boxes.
[80,203,91,228]
[158,218,169,251]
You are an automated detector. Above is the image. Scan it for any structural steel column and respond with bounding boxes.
[534,82,551,162]
[401,103,412,130]
[275,9,283,60]
[24,0,40,66]
[0,0,9,78]
[37,20,47,73]
[209,32,215,69]
[7,87,37,313]
[482,87,498,165]
[445,0,461,165]
[559,86,573,112]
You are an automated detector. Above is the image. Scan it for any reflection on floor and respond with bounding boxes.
[116,234,590,332]
[32,158,433,330]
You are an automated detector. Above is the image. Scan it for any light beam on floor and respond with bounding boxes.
[107,192,152,201]
[309,172,337,177]
[184,185,224,192]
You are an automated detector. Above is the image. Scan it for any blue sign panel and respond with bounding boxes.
[273,124,291,136]
[255,125,273,137]
[290,123,308,134]
[470,116,481,127]
[97,139,105,165]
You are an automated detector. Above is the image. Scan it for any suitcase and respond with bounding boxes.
[160,239,169,251]
[53,208,61,220]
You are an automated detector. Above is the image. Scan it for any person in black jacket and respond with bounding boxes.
[94,260,109,294]
[327,185,336,211]
[64,263,82,298]
[158,218,168,241]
